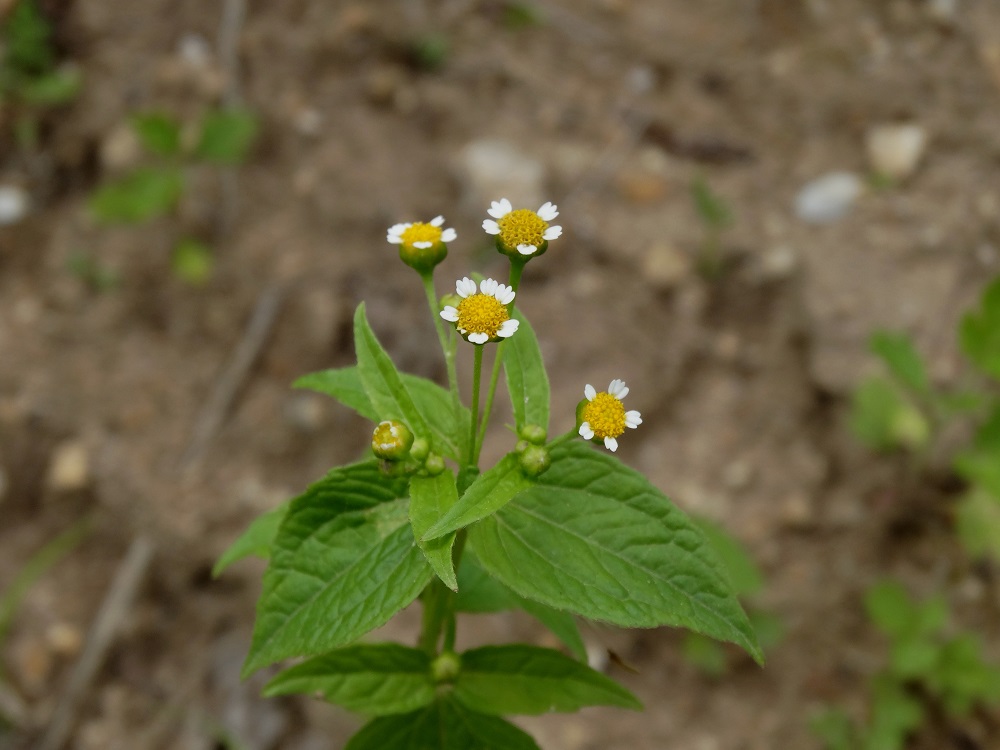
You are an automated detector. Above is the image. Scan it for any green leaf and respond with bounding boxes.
[243,462,431,675]
[849,378,928,452]
[345,697,542,750]
[693,517,763,597]
[194,109,259,165]
[470,442,763,664]
[353,304,431,445]
[681,632,727,676]
[456,552,587,661]
[18,67,80,105]
[503,310,549,433]
[865,676,923,750]
[213,503,288,578]
[889,636,939,679]
[295,366,467,460]
[410,472,458,591]
[749,609,785,651]
[955,488,1000,561]
[89,167,183,224]
[131,112,182,157]
[691,176,733,230]
[3,0,54,75]
[929,634,1000,715]
[960,278,1000,380]
[810,708,857,750]
[865,580,919,640]
[423,453,533,541]
[263,643,434,715]
[453,644,640,715]
[171,238,214,285]
[870,331,930,396]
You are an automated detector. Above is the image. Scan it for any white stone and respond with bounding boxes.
[0,185,30,226]
[794,172,864,224]
[46,439,90,492]
[866,122,928,181]
[642,242,691,289]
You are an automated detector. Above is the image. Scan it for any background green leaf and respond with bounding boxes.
[470,442,763,663]
[3,0,54,75]
[345,697,542,750]
[171,238,214,285]
[194,109,259,165]
[694,517,763,597]
[131,111,182,158]
[263,644,435,716]
[410,472,458,590]
[849,378,928,452]
[453,644,640,715]
[503,310,549,432]
[18,67,80,105]
[960,278,1000,380]
[89,166,183,224]
[869,331,930,396]
[244,462,430,675]
[213,502,288,578]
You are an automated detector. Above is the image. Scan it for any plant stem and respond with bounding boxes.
[546,428,578,451]
[418,579,449,654]
[420,271,465,454]
[467,345,484,466]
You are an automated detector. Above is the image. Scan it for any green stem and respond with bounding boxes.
[546,428,578,451]
[421,271,465,454]
[467,345,484,467]
[418,579,450,654]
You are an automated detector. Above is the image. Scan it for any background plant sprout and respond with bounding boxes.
[690,174,734,278]
[216,200,763,748]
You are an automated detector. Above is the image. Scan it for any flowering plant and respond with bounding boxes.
[216,200,762,748]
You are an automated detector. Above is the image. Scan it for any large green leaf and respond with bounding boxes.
[410,472,458,590]
[503,310,549,432]
[470,442,763,664]
[212,502,288,578]
[870,331,930,396]
[263,643,434,716]
[960,278,1000,380]
[243,462,431,675]
[295,366,467,460]
[423,453,533,541]
[453,645,640,715]
[345,697,541,750]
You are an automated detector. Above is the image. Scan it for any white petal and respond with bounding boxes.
[480,278,499,295]
[488,198,512,219]
[483,219,501,235]
[468,332,489,344]
[495,285,515,305]
[608,379,627,398]
[537,202,559,221]
[413,241,432,249]
[517,244,537,255]
[625,410,642,428]
[584,384,597,401]
[440,306,459,322]
[387,235,402,244]
[440,228,457,243]
[498,319,519,338]
[430,215,444,226]
[456,277,477,297]
[579,423,594,440]
[388,223,408,236]
[604,436,619,452]
[543,225,562,240]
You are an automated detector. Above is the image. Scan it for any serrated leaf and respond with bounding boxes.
[453,644,641,715]
[212,502,288,578]
[870,331,930,396]
[294,366,468,460]
[345,697,542,750]
[423,453,533,541]
[131,111,182,157]
[263,643,434,715]
[470,442,763,664]
[693,517,763,597]
[194,109,258,165]
[410,472,458,590]
[353,304,431,445]
[244,463,431,675]
[961,278,1000,380]
[503,310,549,433]
[89,166,183,224]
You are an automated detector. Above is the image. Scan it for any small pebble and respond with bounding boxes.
[46,622,84,657]
[642,242,691,289]
[46,439,90,493]
[0,185,30,225]
[865,122,927,181]
[794,172,864,224]
[759,245,798,280]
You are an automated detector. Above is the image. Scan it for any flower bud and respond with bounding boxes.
[371,420,414,461]
[409,437,430,463]
[518,444,551,478]
[514,438,530,455]
[424,452,445,477]
[431,651,461,683]
[519,424,547,445]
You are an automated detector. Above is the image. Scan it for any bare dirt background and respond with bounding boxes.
[3,0,1000,748]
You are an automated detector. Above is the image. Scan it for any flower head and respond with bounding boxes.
[483,199,562,258]
[371,420,415,460]
[440,277,519,345]
[387,215,456,272]
[578,379,642,452]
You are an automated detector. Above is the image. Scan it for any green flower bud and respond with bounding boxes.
[399,241,447,273]
[409,437,430,463]
[519,424,547,445]
[514,439,531,455]
[431,651,461,683]
[371,420,414,461]
[518,444,551,477]
[424,453,445,476]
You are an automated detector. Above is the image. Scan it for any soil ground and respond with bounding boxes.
[3,1,1000,748]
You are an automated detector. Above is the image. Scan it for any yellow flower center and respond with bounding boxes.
[582,393,626,439]
[456,294,509,338]
[497,209,548,249]
[400,222,443,246]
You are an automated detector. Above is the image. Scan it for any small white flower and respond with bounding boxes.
[440,277,519,345]
[483,198,563,257]
[386,215,457,248]
[578,379,642,452]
